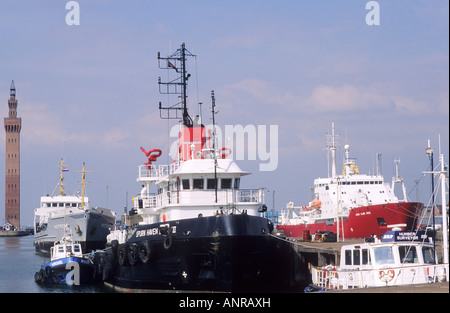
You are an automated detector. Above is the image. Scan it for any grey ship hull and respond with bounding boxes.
[34,208,116,255]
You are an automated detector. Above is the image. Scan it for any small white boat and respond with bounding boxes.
[308,230,448,291]
[34,230,94,285]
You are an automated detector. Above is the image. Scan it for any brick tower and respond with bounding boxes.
[4,80,21,230]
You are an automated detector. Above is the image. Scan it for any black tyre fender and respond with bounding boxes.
[101,252,113,281]
[163,235,173,250]
[44,266,52,277]
[117,243,129,266]
[127,243,139,266]
[138,240,152,264]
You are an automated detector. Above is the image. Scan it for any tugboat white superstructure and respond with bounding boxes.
[100,43,307,292]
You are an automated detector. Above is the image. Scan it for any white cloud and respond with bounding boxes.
[20,101,137,151]
[305,85,390,112]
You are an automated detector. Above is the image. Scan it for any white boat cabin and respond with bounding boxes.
[312,231,449,290]
[339,232,436,270]
[50,237,83,261]
[34,195,90,231]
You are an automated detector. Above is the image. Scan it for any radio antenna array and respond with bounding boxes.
[158,42,196,127]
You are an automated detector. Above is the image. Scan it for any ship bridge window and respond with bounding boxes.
[207,178,217,189]
[221,178,232,189]
[345,250,352,265]
[362,249,370,265]
[234,178,240,189]
[52,203,57,207]
[182,179,190,190]
[353,249,361,265]
[344,248,370,266]
[422,246,435,264]
[373,246,395,265]
[399,246,418,263]
[193,178,204,190]
[74,245,81,253]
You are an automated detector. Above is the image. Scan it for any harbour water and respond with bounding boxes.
[0,235,107,293]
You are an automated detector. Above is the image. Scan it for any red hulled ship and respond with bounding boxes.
[277,123,423,239]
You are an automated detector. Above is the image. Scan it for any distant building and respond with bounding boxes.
[4,80,21,230]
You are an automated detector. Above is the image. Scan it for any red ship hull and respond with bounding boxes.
[277,202,424,239]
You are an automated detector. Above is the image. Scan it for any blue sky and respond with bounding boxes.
[0,0,448,226]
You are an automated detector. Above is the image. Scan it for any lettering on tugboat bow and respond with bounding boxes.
[135,224,177,238]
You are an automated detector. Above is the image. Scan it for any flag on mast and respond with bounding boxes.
[168,61,178,72]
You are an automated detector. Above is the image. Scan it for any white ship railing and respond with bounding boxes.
[138,188,265,209]
[236,189,265,203]
[311,263,449,290]
[138,164,179,180]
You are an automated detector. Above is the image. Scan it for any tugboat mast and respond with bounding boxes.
[211,90,218,203]
[158,42,196,127]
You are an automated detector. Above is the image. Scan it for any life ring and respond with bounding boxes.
[127,243,140,265]
[219,147,231,159]
[163,235,173,250]
[138,240,153,264]
[378,269,395,282]
[117,244,129,266]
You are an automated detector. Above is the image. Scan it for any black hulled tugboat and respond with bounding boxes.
[99,43,308,292]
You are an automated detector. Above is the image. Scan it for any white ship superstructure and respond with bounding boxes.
[278,122,423,239]
[34,161,116,254]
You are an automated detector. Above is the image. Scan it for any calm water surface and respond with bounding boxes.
[0,235,108,293]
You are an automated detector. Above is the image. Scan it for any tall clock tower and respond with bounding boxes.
[4,80,21,230]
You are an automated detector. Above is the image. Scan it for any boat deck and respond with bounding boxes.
[286,231,446,267]
[324,281,449,293]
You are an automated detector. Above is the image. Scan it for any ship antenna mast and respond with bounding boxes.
[51,159,68,197]
[211,90,218,203]
[157,42,196,127]
[76,162,91,210]
[326,122,339,178]
[59,159,65,196]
